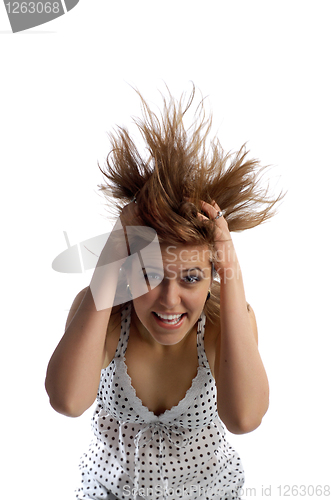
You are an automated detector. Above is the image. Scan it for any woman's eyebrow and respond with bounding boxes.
[181,266,206,276]
[143,266,163,272]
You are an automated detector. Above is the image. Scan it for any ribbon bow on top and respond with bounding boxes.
[132,421,191,499]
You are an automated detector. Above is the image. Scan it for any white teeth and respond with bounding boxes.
[155,313,183,322]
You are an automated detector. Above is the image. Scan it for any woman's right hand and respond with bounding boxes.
[120,199,140,227]
[96,201,140,268]
[89,201,141,311]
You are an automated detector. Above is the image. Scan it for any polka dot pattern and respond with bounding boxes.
[76,304,245,499]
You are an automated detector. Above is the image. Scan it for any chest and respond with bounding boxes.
[125,344,197,415]
[124,328,216,417]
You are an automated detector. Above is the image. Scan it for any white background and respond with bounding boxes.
[1,1,331,499]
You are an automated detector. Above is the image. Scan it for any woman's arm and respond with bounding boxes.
[201,201,269,434]
[45,205,136,417]
[45,261,124,418]
[215,252,269,434]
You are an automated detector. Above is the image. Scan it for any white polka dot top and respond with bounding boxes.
[76,303,245,500]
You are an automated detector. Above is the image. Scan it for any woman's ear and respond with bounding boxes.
[123,268,131,289]
[210,261,216,283]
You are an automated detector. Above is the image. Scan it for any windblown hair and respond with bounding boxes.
[98,86,283,322]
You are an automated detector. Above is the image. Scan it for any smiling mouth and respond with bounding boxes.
[153,312,186,325]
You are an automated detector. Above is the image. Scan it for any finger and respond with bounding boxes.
[200,200,218,218]
[197,212,209,221]
[200,200,212,211]
[211,200,221,211]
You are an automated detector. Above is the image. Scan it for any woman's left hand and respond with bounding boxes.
[199,200,231,242]
[199,200,238,276]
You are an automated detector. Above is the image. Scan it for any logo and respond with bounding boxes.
[3,0,80,33]
[52,220,164,311]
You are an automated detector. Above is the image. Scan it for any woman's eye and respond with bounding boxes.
[183,275,200,283]
[145,273,162,282]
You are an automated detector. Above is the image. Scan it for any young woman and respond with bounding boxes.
[45,88,282,500]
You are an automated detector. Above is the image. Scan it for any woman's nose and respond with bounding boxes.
[158,279,181,308]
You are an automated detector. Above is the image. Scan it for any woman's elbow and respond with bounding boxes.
[219,402,269,434]
[225,416,263,434]
[48,396,85,418]
[45,381,87,418]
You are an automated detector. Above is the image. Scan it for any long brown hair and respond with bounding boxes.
[98,85,284,322]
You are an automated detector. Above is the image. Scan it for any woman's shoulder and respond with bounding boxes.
[64,286,126,370]
[203,302,258,377]
[64,286,122,330]
[204,302,257,341]
[203,317,220,378]
[64,286,90,330]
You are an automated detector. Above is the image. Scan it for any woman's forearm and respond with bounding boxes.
[45,227,128,417]
[45,281,118,417]
[45,204,139,417]
[215,246,269,434]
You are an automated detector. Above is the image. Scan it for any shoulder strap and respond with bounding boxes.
[196,311,210,368]
[114,302,132,357]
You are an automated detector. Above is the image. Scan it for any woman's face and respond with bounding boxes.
[129,243,213,346]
